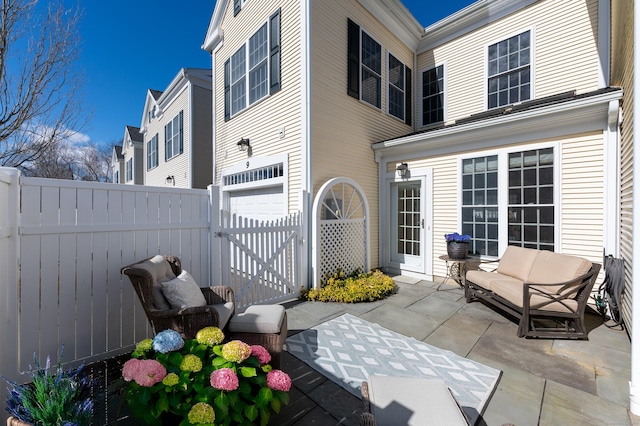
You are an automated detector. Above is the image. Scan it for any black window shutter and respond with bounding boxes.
[224,59,230,121]
[270,8,281,94]
[179,110,184,154]
[405,67,412,126]
[233,0,241,16]
[164,125,168,161]
[347,19,360,99]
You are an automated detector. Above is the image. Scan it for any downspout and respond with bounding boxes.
[630,0,640,416]
[301,0,313,289]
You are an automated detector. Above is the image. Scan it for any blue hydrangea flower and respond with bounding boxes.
[152,329,184,353]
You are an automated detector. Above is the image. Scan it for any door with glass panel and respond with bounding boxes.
[390,179,425,272]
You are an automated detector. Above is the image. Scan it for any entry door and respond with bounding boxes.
[390,178,426,273]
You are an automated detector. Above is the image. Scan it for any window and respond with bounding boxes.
[462,156,499,256]
[165,111,183,161]
[422,65,444,125]
[507,148,554,251]
[462,147,554,256]
[487,31,531,109]
[361,32,381,108]
[125,158,133,182]
[233,0,248,16]
[114,170,119,184]
[147,134,158,170]
[224,9,281,120]
[388,53,410,122]
[148,106,156,123]
[348,19,412,123]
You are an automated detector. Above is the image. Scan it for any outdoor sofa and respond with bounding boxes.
[465,246,601,339]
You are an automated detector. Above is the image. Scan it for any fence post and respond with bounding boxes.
[0,167,21,424]
[209,185,222,287]
[299,190,309,290]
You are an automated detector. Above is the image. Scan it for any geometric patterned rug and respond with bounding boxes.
[285,313,501,425]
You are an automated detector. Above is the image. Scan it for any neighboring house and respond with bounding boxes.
[139,68,213,189]
[121,125,144,185]
[111,145,124,184]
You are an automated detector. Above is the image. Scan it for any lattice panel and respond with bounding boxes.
[319,220,366,283]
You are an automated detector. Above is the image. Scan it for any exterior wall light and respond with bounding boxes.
[166,175,175,185]
[237,138,250,152]
[396,163,409,178]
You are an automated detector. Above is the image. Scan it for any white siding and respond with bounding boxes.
[417,0,601,125]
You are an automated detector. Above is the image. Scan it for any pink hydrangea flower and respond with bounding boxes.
[250,345,271,365]
[266,369,292,392]
[133,359,167,387]
[210,368,239,391]
[221,340,251,363]
[122,358,141,382]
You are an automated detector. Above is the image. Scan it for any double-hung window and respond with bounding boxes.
[388,53,411,123]
[348,19,412,124]
[224,9,281,120]
[422,65,444,126]
[147,134,158,170]
[165,111,183,161]
[487,30,531,109]
[125,158,133,182]
[462,147,554,257]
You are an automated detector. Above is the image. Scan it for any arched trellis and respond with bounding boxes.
[311,177,370,290]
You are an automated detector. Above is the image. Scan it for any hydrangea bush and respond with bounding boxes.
[122,327,291,425]
[444,232,471,243]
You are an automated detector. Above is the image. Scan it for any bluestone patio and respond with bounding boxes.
[269,276,635,426]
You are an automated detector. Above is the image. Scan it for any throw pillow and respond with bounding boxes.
[161,270,207,309]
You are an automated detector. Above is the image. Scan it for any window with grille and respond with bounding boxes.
[422,64,444,125]
[461,147,554,257]
[487,31,531,109]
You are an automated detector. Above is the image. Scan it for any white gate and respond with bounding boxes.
[215,212,304,310]
[312,177,370,289]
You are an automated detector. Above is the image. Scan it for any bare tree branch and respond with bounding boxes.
[0,0,86,170]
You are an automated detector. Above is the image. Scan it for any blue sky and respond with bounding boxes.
[63,0,476,146]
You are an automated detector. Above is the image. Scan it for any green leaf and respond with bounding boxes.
[260,407,271,426]
[244,404,259,422]
[276,391,290,406]
[214,393,229,417]
[240,366,257,378]
[156,393,169,413]
[212,356,230,368]
[257,387,273,407]
[270,397,281,413]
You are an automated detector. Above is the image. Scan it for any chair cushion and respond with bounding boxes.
[135,255,175,310]
[161,270,207,309]
[527,251,592,292]
[229,304,285,334]
[490,281,578,313]
[367,376,467,425]
[212,302,235,330]
[496,246,539,282]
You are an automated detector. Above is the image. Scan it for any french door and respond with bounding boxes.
[390,176,428,273]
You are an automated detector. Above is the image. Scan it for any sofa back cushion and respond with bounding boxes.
[528,251,592,291]
[136,255,176,310]
[496,246,539,282]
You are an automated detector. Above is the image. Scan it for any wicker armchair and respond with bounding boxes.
[121,255,235,339]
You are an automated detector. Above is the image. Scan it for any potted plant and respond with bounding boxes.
[444,232,471,259]
[3,348,93,426]
[121,327,291,425]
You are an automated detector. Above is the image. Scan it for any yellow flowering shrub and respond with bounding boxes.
[300,269,396,303]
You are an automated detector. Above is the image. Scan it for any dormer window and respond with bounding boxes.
[487,30,531,109]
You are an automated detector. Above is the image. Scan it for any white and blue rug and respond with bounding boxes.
[285,313,501,424]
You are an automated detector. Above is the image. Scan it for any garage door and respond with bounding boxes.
[228,186,285,222]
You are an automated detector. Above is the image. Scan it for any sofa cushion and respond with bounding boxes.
[212,302,235,330]
[161,270,208,309]
[496,246,539,282]
[135,255,175,310]
[527,251,592,292]
[229,304,285,334]
[466,270,523,292]
[490,281,578,313]
[367,376,468,426]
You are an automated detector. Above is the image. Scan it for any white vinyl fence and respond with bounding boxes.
[0,168,304,418]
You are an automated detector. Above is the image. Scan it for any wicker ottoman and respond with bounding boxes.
[228,304,287,369]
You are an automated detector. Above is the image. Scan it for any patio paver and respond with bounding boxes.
[274,276,639,426]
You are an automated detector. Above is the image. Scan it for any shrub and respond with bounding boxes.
[300,269,396,303]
